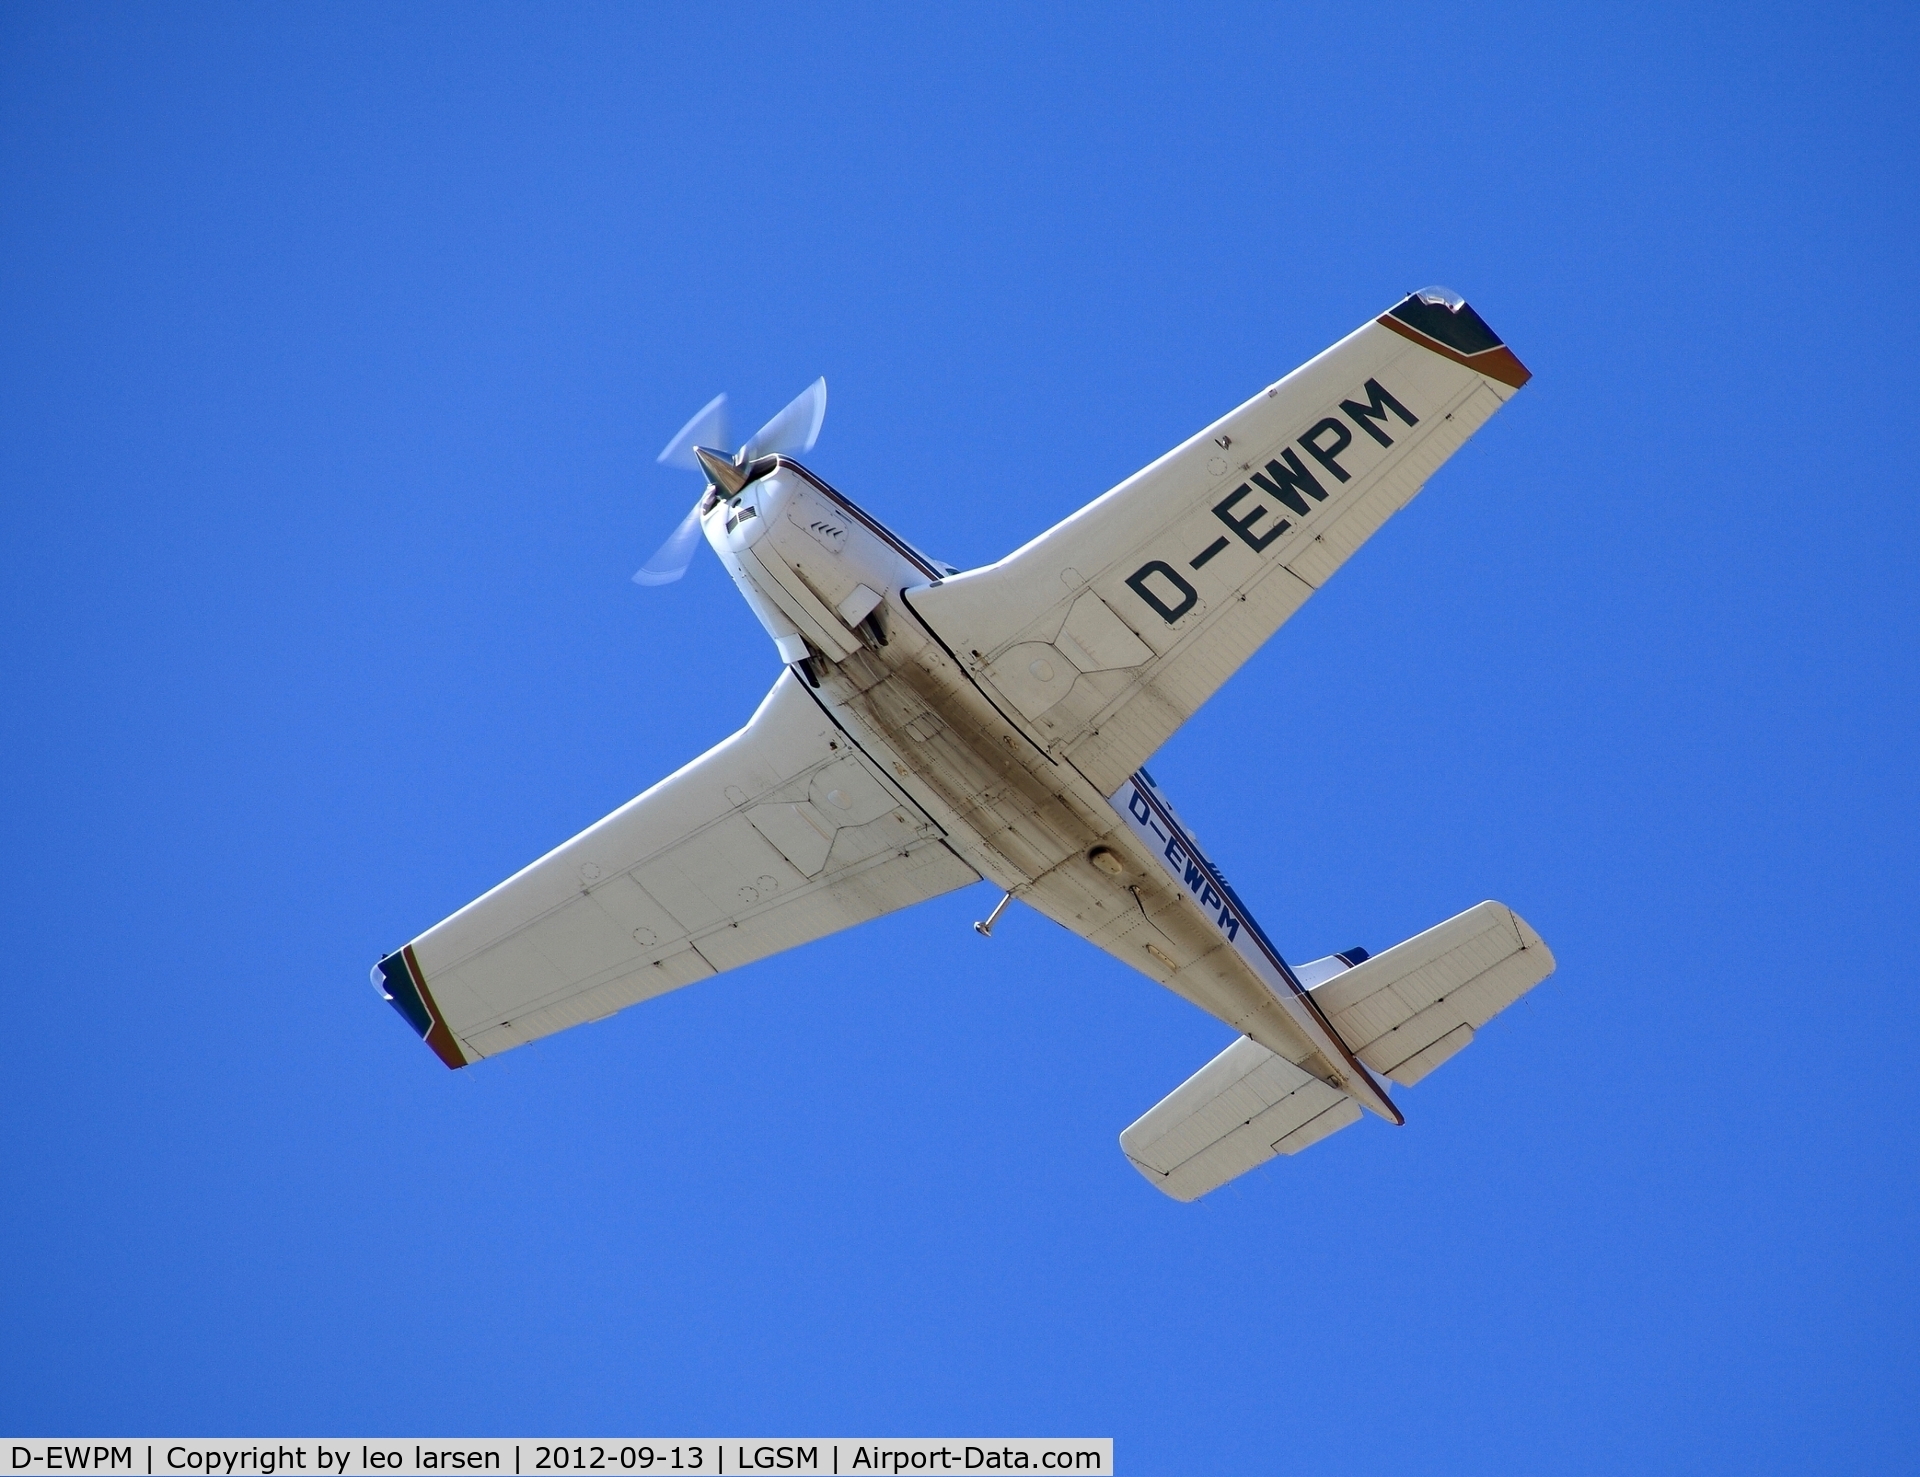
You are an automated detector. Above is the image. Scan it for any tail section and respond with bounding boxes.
[1120,902,1555,1200]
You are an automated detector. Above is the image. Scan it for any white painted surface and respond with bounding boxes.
[408,671,977,1060]
[1309,900,1556,1086]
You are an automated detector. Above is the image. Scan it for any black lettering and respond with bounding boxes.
[1189,536,1229,568]
[1248,450,1326,516]
[1339,377,1418,447]
[1300,417,1354,482]
[1211,484,1289,553]
[1126,560,1197,623]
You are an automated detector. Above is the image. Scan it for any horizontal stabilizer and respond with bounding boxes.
[1309,901,1554,1086]
[1120,902,1555,1200]
[1119,1036,1362,1202]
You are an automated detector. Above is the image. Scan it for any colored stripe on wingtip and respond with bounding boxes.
[1377,314,1532,389]
[401,944,469,1069]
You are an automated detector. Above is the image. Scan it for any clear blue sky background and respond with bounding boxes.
[3,3,1915,1470]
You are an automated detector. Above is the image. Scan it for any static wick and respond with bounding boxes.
[973,890,1014,938]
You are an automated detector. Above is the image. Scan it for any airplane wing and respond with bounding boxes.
[906,291,1530,794]
[373,670,980,1066]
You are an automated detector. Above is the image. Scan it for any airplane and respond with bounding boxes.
[371,287,1557,1201]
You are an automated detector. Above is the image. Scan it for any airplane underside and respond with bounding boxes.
[372,289,1557,1199]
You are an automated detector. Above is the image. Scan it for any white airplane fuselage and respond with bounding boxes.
[706,458,1399,1121]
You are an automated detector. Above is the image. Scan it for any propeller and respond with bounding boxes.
[631,502,705,586]
[739,376,827,463]
[633,378,827,586]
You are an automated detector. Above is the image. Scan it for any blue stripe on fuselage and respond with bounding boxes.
[1119,771,1311,979]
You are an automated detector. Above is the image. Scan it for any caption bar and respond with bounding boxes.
[6,1444,1110,1476]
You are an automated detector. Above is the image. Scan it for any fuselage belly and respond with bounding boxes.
[714,459,1373,1107]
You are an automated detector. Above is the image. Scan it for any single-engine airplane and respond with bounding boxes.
[373,288,1556,1200]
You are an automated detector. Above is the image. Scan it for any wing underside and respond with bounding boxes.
[376,671,980,1065]
[908,294,1529,795]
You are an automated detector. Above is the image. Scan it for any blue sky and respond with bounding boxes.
[2,3,1915,1469]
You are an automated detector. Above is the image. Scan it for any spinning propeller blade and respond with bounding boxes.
[656,392,730,472]
[740,377,827,462]
[631,500,705,586]
[636,380,826,587]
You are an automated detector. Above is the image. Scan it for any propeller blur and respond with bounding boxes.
[631,501,705,586]
[635,378,829,586]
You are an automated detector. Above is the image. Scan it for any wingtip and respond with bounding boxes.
[374,945,470,1069]
[1378,291,1531,389]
